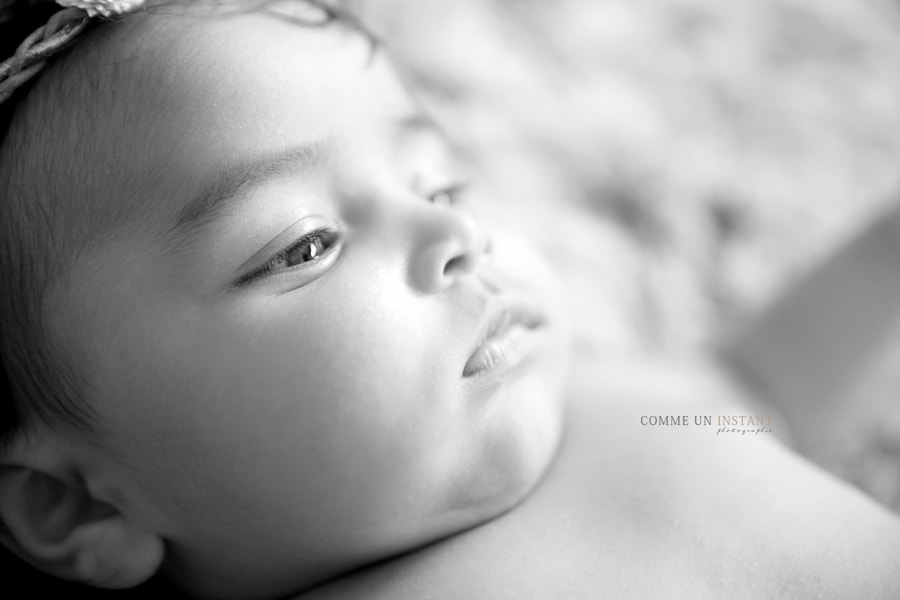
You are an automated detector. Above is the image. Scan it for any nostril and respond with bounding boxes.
[443,254,468,276]
[443,230,491,276]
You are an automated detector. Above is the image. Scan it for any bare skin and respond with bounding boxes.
[3,4,900,598]
[303,353,900,599]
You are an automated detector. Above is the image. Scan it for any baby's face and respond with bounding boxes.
[51,4,569,597]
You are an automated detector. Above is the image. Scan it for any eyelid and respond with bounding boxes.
[435,181,468,202]
[427,182,469,208]
[234,217,342,287]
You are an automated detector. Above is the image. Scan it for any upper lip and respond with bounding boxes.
[466,295,546,361]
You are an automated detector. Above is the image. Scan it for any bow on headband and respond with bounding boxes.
[0,0,146,104]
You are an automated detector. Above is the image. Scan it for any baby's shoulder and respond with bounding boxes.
[565,351,768,420]
[302,354,900,600]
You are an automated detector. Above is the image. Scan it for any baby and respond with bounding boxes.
[0,1,898,599]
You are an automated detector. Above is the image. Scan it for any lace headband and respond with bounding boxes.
[0,1,145,105]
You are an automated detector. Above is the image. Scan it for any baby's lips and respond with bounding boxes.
[463,295,546,378]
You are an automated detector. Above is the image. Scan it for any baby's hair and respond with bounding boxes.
[0,0,374,449]
[0,0,100,451]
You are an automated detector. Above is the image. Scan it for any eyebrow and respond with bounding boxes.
[395,111,450,149]
[166,111,441,241]
[168,142,327,239]
[396,111,438,136]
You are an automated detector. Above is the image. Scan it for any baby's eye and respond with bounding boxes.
[239,228,341,285]
[427,184,468,207]
[279,232,329,267]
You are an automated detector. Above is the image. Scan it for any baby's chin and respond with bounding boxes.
[458,300,571,519]
[439,364,569,532]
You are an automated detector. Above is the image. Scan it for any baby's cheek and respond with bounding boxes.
[491,227,573,347]
[489,225,558,289]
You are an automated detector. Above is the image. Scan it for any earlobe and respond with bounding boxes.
[0,465,164,588]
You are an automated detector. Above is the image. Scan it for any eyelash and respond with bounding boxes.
[427,183,468,207]
[238,227,341,286]
[237,183,465,286]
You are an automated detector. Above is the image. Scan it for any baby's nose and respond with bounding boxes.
[409,208,492,294]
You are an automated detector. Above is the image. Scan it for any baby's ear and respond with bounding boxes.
[0,458,164,589]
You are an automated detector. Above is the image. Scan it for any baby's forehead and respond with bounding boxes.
[21,1,413,353]
[37,5,386,240]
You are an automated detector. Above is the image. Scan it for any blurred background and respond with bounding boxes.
[349,0,900,512]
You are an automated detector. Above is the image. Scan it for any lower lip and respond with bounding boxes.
[463,322,542,381]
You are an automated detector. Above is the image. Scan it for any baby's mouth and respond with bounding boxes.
[463,297,546,380]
